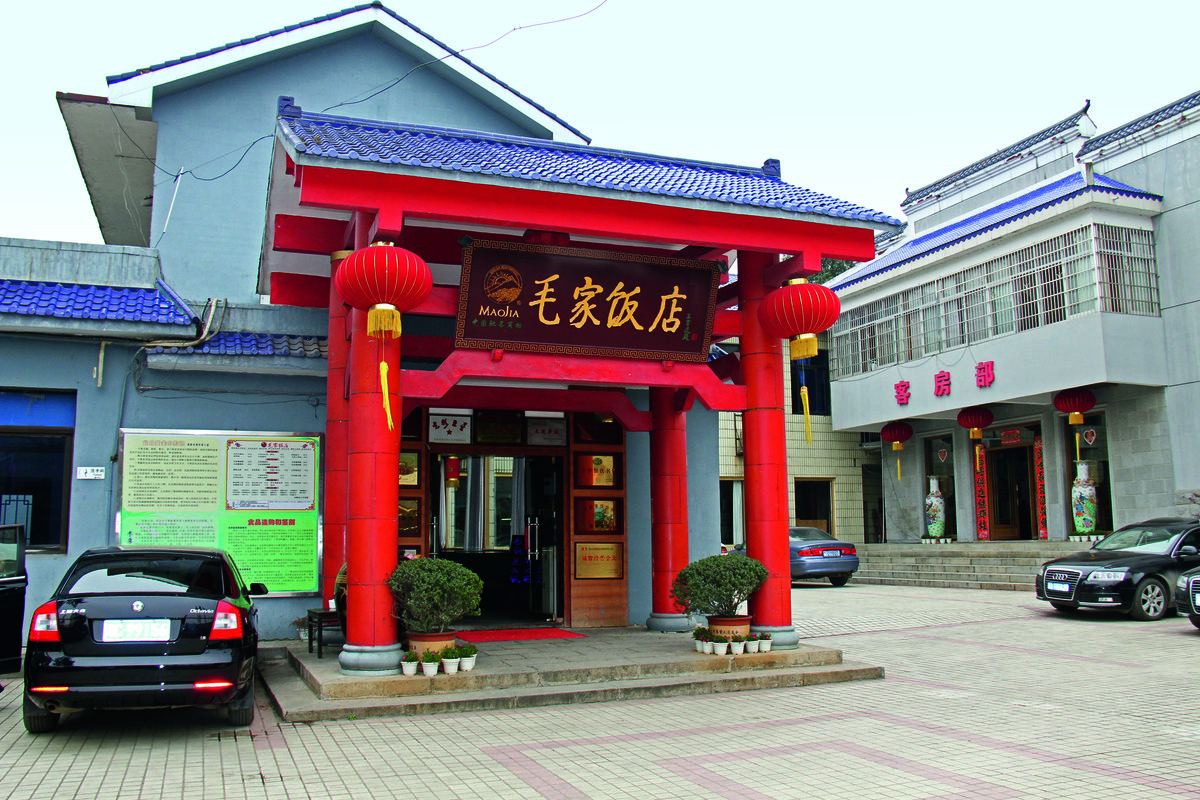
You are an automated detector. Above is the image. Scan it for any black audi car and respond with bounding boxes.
[1177,565,1200,629]
[23,546,266,733]
[1036,518,1200,621]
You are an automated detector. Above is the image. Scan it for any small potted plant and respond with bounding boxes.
[458,642,478,671]
[744,633,761,654]
[709,633,730,656]
[670,553,768,639]
[291,617,308,642]
[691,626,710,652]
[388,557,483,654]
[440,645,462,675]
[400,649,420,676]
[758,632,773,652]
[729,633,746,655]
[419,648,441,676]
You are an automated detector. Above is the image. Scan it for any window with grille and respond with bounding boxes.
[831,224,1158,379]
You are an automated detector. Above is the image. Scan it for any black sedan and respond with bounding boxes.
[1177,565,1200,629]
[734,527,859,586]
[23,546,266,733]
[1036,518,1200,621]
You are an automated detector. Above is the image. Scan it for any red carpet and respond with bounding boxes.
[456,628,587,643]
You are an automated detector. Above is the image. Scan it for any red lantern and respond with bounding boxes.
[880,421,913,451]
[334,242,432,338]
[957,406,994,440]
[757,278,841,360]
[1053,387,1095,425]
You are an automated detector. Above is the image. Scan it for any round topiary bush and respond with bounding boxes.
[387,557,483,633]
[670,554,768,618]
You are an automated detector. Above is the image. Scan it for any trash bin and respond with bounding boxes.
[0,524,27,673]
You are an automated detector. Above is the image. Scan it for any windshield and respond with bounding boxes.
[64,556,231,596]
[1094,527,1181,555]
[789,528,831,541]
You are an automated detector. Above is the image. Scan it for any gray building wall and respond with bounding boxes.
[148,30,550,306]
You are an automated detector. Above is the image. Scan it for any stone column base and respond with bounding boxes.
[751,625,799,650]
[646,612,692,633]
[339,642,403,676]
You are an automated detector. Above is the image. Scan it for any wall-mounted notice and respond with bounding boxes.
[119,430,321,595]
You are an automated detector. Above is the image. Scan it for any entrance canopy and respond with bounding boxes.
[261,97,899,421]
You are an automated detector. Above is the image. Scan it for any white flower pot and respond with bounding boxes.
[745,639,760,654]
[460,655,477,671]
[420,661,439,676]
[442,657,461,675]
[400,661,419,676]
[730,641,745,655]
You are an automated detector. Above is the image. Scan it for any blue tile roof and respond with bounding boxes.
[828,172,1160,290]
[0,279,194,325]
[146,333,327,358]
[1079,89,1200,156]
[279,111,903,227]
[902,103,1092,208]
[106,2,589,144]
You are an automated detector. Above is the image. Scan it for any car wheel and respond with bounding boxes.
[1050,602,1078,613]
[1129,578,1168,621]
[828,575,850,587]
[227,682,255,727]
[1190,615,1200,630]
[23,696,58,734]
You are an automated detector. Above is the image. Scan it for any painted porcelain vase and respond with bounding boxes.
[1071,462,1097,534]
[924,476,946,538]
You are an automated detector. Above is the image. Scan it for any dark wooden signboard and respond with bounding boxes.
[456,239,720,362]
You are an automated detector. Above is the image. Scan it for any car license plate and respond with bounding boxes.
[822,549,841,558]
[1047,581,1070,593]
[101,619,170,643]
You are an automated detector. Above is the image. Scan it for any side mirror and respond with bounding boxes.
[248,583,269,596]
[1178,546,1198,558]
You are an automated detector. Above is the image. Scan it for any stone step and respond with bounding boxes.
[851,575,1032,591]
[259,657,883,723]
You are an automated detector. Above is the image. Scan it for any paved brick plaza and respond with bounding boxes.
[3,583,1198,799]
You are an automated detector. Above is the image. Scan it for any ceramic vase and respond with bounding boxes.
[1071,462,1097,534]
[925,476,946,538]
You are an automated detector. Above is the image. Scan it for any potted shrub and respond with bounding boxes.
[387,557,483,654]
[441,645,462,675]
[419,648,441,676]
[458,642,478,671]
[670,554,768,638]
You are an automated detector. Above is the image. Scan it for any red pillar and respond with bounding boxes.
[339,310,403,673]
[647,386,691,631]
[322,250,352,603]
[737,251,796,644]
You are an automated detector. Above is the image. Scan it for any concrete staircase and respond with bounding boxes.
[258,633,883,722]
[855,541,1095,591]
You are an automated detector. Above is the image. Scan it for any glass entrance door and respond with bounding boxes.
[434,455,562,625]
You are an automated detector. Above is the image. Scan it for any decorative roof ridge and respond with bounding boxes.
[1079,88,1200,156]
[902,101,1092,208]
[106,2,589,144]
[831,171,1159,291]
[283,108,770,178]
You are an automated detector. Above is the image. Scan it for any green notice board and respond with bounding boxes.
[119,431,321,594]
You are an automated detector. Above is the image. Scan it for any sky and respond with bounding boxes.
[4,0,1198,245]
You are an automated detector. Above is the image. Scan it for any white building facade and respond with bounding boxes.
[828,92,1200,543]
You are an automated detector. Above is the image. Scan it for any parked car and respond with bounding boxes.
[22,546,266,733]
[1036,518,1200,621]
[732,527,859,586]
[1177,565,1200,629]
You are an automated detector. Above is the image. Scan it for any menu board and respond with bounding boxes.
[118,430,321,594]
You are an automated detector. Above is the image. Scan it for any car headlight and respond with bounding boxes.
[1086,570,1128,583]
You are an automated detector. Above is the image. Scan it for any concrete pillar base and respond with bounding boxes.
[338,642,403,676]
[751,625,800,650]
[646,613,692,633]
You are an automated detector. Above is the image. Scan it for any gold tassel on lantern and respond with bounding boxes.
[367,303,402,339]
[789,333,819,361]
[1068,411,1084,425]
[379,361,394,430]
[800,385,812,445]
